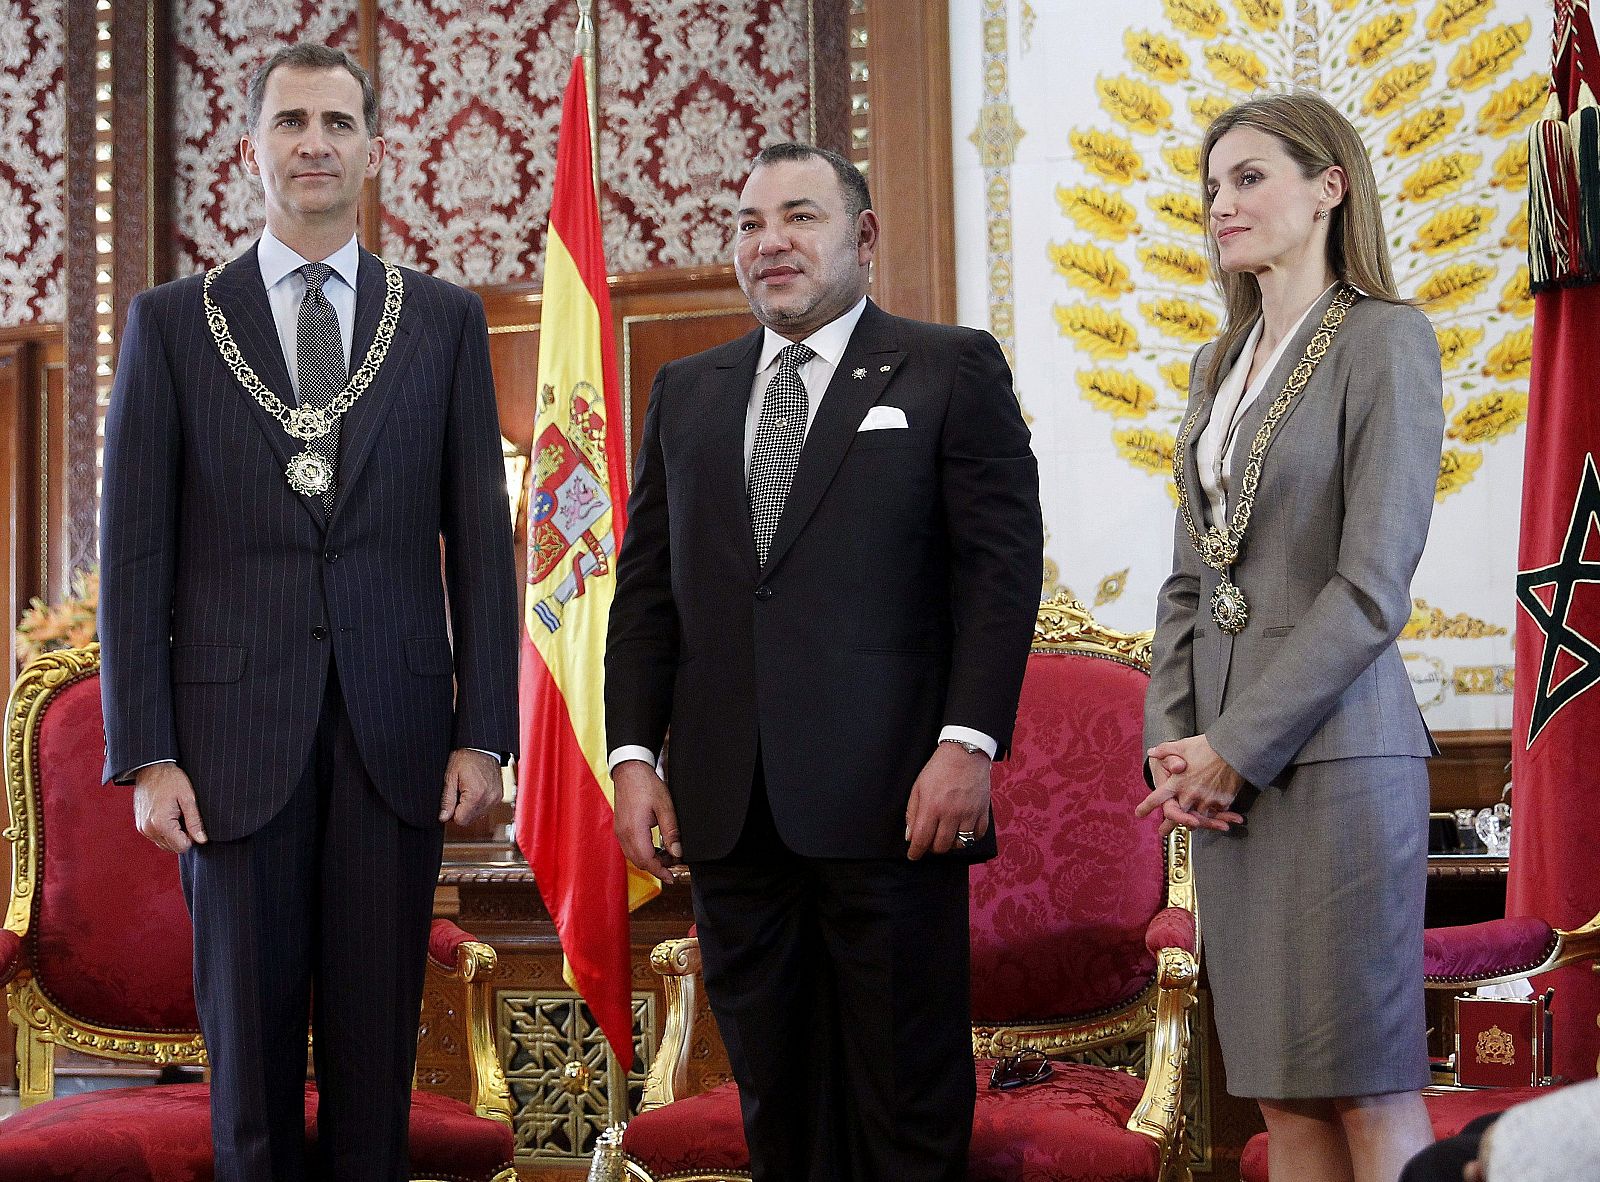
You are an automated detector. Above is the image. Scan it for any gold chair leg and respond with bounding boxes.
[14,1009,54,1107]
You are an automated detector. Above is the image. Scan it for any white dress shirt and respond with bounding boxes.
[257,228,361,396]
[607,297,997,775]
[1196,283,1334,526]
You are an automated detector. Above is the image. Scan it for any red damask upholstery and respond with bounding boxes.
[1423,917,1558,981]
[970,651,1165,1024]
[624,1062,1163,1182]
[1143,906,1197,958]
[0,1083,513,1180]
[428,917,476,968]
[0,927,22,985]
[32,675,197,1032]
[1239,1087,1552,1182]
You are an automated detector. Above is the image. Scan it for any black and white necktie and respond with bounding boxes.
[296,262,346,513]
[748,342,816,566]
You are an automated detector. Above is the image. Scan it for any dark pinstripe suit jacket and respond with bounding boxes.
[99,244,518,841]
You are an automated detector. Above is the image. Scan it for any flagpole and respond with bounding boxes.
[573,0,624,1133]
[575,0,601,198]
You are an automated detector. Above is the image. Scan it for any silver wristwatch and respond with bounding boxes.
[939,738,988,758]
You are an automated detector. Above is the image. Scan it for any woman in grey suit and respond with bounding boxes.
[1137,92,1444,1182]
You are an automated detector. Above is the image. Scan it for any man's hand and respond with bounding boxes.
[439,749,501,826]
[612,760,682,883]
[905,742,991,860]
[1135,734,1246,836]
[134,763,208,854]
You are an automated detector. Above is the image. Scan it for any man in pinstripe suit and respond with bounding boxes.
[98,44,517,1181]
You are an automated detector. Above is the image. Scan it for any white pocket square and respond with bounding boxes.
[858,406,908,431]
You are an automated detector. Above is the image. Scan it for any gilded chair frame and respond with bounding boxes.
[593,594,1201,1182]
[2,645,515,1182]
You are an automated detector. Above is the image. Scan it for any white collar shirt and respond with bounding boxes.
[742,296,868,474]
[257,228,361,403]
[1196,283,1334,526]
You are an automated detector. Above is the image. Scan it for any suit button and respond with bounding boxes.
[754,585,773,600]
[312,626,328,641]
[323,550,339,563]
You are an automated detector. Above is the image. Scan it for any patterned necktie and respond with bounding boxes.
[748,342,816,566]
[296,262,347,514]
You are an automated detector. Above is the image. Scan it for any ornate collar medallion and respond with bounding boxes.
[201,259,406,498]
[1172,284,1360,634]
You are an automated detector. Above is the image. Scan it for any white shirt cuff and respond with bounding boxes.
[608,745,658,773]
[939,726,998,759]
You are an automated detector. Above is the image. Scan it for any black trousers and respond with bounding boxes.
[179,668,445,1182]
[689,772,973,1182]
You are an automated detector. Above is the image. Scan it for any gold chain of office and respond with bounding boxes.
[1172,283,1359,635]
[201,261,405,495]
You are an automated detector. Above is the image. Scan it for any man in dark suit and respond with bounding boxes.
[98,43,516,1182]
[606,143,1043,1182]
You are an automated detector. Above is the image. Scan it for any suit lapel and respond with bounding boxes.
[763,301,904,576]
[207,244,326,532]
[708,330,764,578]
[328,249,418,528]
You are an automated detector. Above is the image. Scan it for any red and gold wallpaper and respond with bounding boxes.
[379,0,815,285]
[0,0,65,326]
[597,0,812,274]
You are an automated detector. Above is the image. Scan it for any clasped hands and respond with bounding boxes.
[613,742,993,883]
[133,748,502,853]
[1134,734,1247,837]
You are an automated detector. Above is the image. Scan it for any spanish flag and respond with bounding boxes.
[515,56,657,1071]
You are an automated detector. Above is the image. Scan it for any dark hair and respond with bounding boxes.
[246,43,379,137]
[753,142,872,222]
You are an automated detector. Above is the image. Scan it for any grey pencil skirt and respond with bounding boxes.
[1193,754,1431,1099]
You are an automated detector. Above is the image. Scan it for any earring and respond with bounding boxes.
[1315,208,1329,221]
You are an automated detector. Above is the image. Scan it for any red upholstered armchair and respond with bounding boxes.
[592,594,1203,1182]
[0,645,516,1182]
[1238,905,1600,1181]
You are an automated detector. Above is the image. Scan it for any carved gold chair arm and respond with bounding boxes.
[457,938,512,1125]
[641,936,703,1111]
[426,925,512,1126]
[1127,946,1198,1181]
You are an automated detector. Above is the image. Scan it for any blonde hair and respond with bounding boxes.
[1199,91,1406,393]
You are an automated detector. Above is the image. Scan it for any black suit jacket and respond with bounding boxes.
[99,244,518,841]
[605,301,1043,861]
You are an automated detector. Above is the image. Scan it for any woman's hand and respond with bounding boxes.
[1136,734,1247,836]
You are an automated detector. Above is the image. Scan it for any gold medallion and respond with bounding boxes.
[1211,576,1248,635]
[286,451,334,497]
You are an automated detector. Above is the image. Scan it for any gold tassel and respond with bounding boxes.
[1529,91,1575,290]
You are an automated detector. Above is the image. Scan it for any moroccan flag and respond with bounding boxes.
[1510,1,1600,1083]
[515,56,659,1071]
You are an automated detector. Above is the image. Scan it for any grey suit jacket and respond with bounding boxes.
[1143,288,1444,790]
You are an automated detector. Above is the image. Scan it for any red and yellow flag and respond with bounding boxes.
[515,56,658,1070]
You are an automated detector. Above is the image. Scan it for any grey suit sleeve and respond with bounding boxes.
[1206,305,1444,788]
[1143,352,1206,761]
[99,290,182,782]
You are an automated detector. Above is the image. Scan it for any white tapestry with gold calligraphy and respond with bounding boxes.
[953,0,1545,729]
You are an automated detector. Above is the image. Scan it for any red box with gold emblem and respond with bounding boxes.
[1454,994,1552,1088]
